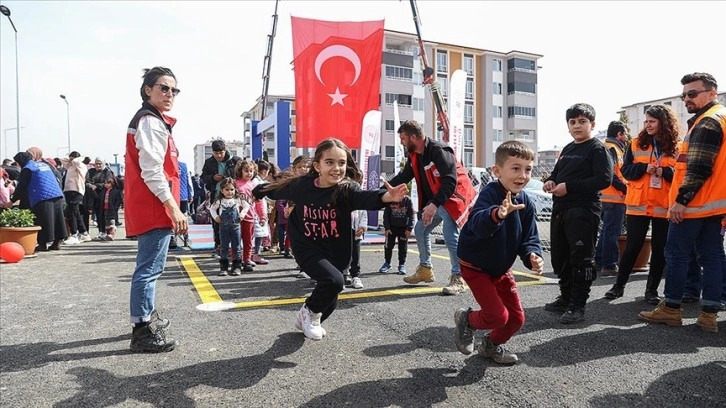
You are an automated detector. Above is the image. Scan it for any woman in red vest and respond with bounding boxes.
[125,67,187,353]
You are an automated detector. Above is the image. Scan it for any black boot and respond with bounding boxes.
[604,284,624,300]
[219,259,230,276]
[130,324,177,353]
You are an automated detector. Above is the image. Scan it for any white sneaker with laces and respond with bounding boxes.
[294,306,327,337]
[79,233,92,243]
[295,304,324,340]
[63,235,80,245]
[351,277,363,289]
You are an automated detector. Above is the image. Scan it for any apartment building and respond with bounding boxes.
[240,30,542,175]
[618,92,726,137]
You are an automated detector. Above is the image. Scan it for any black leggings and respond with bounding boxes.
[300,257,345,322]
[616,215,669,293]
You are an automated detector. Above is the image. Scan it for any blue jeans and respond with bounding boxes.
[664,216,724,310]
[595,202,626,268]
[130,228,172,323]
[219,224,241,261]
[413,205,460,275]
[685,243,726,303]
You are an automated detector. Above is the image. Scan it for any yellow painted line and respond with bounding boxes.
[178,257,223,304]
[177,248,550,310]
[233,286,444,309]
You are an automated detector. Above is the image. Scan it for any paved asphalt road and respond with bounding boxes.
[1,224,724,408]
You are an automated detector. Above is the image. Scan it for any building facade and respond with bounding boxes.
[618,92,726,137]
[240,30,542,175]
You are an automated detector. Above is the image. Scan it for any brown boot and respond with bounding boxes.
[442,274,469,295]
[638,300,682,327]
[403,264,435,284]
[696,311,718,333]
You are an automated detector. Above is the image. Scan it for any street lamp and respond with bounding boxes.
[60,95,71,152]
[0,5,21,151]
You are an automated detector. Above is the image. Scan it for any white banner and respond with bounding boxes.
[393,100,403,172]
[359,110,382,188]
[448,69,466,162]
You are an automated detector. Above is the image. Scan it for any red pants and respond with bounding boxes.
[241,220,254,263]
[460,263,525,345]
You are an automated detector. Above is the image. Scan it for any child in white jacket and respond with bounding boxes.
[345,209,368,289]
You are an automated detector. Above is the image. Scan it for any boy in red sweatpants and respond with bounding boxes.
[453,141,544,365]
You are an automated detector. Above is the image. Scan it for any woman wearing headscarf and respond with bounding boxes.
[5,152,66,251]
[27,146,63,188]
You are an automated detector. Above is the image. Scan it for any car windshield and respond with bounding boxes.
[525,179,544,190]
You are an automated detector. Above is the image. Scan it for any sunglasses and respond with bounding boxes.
[154,83,180,96]
[680,89,710,101]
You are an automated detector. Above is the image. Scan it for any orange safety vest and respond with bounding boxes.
[669,104,726,218]
[624,138,677,218]
[601,139,627,204]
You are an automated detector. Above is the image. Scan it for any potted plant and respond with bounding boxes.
[0,209,41,255]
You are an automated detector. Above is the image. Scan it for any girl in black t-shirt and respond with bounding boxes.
[253,138,408,340]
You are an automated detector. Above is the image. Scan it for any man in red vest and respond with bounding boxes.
[388,120,477,295]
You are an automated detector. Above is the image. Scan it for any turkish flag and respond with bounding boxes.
[291,17,384,149]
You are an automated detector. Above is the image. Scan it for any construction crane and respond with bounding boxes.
[408,0,450,142]
[259,0,280,121]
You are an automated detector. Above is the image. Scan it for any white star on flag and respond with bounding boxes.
[327,87,348,106]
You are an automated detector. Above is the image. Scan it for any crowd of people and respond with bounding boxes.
[2,69,723,361]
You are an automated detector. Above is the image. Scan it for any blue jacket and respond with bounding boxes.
[179,161,193,202]
[25,161,64,208]
[457,181,542,277]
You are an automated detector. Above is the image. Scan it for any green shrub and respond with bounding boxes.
[0,209,36,227]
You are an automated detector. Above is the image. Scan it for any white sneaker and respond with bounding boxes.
[95,233,107,241]
[295,304,324,340]
[351,277,363,289]
[63,235,80,245]
[79,233,92,243]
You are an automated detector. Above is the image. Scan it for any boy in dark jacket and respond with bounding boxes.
[379,196,414,275]
[543,103,612,324]
[453,141,544,365]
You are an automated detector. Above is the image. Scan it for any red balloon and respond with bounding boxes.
[0,242,25,263]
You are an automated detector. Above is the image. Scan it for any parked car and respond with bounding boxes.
[522,178,552,221]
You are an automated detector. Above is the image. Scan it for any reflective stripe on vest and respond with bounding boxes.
[601,140,626,204]
[623,138,676,218]
[669,104,726,218]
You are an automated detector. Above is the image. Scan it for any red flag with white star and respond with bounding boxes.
[291,17,384,149]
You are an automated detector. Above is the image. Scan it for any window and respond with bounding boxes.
[385,65,413,81]
[438,76,449,97]
[507,106,536,118]
[436,50,448,73]
[413,70,423,85]
[385,145,395,158]
[507,58,536,72]
[463,54,474,76]
[464,127,473,147]
[464,151,473,168]
[493,82,502,95]
[643,104,652,113]
[493,129,503,141]
[464,103,474,123]
[413,97,424,111]
[507,82,536,94]
[493,58,503,72]
[517,131,534,142]
[493,106,503,118]
[664,101,672,106]
[385,120,396,132]
[436,127,444,141]
[465,78,474,100]
[385,93,397,104]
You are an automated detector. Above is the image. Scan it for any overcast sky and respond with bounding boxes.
[1,1,724,167]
